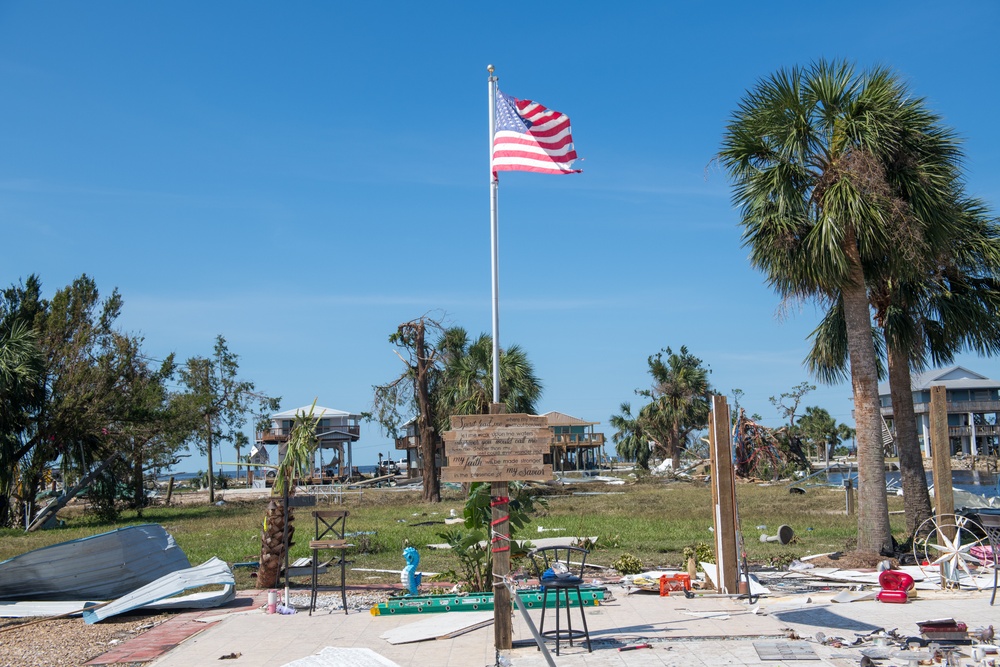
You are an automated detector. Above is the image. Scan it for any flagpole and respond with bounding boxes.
[488,64,501,405]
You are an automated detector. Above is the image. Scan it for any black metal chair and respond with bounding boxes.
[977,512,1000,605]
[309,510,351,615]
[528,546,592,655]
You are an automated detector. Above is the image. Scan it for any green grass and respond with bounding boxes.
[0,479,907,591]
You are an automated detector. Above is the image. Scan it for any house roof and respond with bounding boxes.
[271,406,361,420]
[542,411,599,427]
[877,365,1000,396]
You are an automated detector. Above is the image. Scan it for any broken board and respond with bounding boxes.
[379,610,494,644]
[280,647,402,667]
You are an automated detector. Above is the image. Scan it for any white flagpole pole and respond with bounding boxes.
[488,64,501,405]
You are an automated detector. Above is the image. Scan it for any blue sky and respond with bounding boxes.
[3,2,999,471]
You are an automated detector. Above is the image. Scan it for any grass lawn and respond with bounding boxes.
[0,478,907,592]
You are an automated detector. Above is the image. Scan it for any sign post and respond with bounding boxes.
[442,411,551,651]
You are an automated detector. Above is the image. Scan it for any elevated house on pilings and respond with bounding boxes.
[878,366,1000,458]
[255,405,362,480]
[393,417,440,479]
[543,411,606,472]
[393,411,607,478]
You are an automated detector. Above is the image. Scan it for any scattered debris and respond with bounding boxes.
[83,557,236,624]
[617,642,652,651]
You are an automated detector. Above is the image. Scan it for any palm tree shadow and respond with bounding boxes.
[770,607,882,633]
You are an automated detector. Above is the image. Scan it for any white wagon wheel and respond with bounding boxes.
[913,514,988,588]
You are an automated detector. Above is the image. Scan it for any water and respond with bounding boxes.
[801,468,999,497]
[157,472,201,482]
[159,464,382,482]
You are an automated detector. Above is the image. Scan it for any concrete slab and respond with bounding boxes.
[139,586,1000,667]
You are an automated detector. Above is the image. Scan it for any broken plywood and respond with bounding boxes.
[379,610,494,644]
[281,647,402,667]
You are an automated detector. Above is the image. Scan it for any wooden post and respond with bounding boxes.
[490,403,512,652]
[930,385,955,539]
[166,476,175,504]
[709,395,739,593]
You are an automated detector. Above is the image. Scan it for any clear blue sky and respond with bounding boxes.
[3,2,999,471]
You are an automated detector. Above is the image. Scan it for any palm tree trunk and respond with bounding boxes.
[841,231,893,554]
[670,423,682,470]
[887,346,933,536]
[258,498,287,589]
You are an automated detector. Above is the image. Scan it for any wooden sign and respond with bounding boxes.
[441,413,552,482]
[442,464,552,482]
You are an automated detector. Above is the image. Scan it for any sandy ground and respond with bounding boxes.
[0,611,171,667]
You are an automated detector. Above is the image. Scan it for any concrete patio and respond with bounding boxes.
[135,585,1000,667]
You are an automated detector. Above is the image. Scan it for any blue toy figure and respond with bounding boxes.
[401,546,422,596]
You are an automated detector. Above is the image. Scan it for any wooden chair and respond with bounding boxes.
[309,510,351,615]
[528,546,592,655]
[977,513,1000,605]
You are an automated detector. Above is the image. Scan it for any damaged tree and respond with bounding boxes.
[733,409,808,480]
[258,402,321,589]
[371,318,542,503]
[372,316,444,503]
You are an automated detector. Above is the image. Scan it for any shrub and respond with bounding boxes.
[612,552,644,574]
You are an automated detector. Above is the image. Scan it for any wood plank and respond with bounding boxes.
[443,430,550,452]
[441,464,552,482]
[710,395,739,594]
[444,441,550,456]
[930,385,956,541]
[450,413,547,428]
[446,454,546,468]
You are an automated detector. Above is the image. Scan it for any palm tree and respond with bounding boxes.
[639,346,711,469]
[434,331,542,430]
[258,402,321,589]
[720,60,966,554]
[609,402,650,469]
[0,321,43,527]
[808,199,1000,537]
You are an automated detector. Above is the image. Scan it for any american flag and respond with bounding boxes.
[492,89,580,175]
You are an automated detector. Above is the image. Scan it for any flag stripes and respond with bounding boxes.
[492,89,580,175]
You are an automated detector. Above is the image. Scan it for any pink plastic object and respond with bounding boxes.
[876,569,914,603]
[878,570,914,591]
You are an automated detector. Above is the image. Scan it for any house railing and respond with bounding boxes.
[257,424,360,443]
[553,433,605,447]
[948,424,1000,437]
[398,431,607,450]
[882,400,1000,416]
[395,434,417,450]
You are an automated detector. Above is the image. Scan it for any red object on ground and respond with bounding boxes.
[659,573,692,596]
[618,643,653,652]
[876,590,909,603]
[876,569,915,603]
[878,570,915,591]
